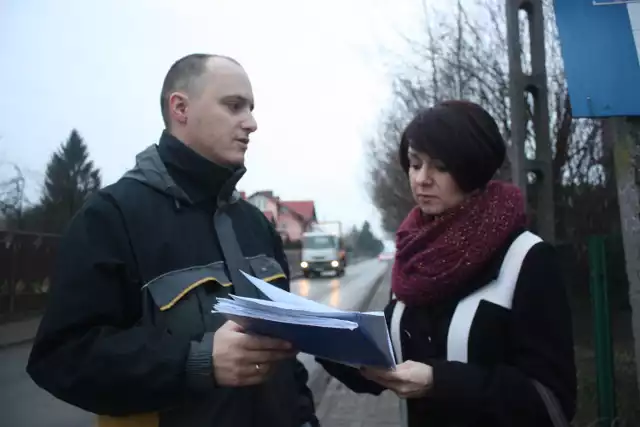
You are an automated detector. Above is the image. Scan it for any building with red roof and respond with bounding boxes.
[242,190,317,242]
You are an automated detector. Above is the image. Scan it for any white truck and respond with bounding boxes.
[299,222,347,278]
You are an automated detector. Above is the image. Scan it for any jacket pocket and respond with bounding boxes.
[142,261,231,339]
[246,254,288,288]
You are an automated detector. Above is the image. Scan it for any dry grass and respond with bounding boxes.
[572,337,639,426]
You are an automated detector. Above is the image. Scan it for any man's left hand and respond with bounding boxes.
[360,360,433,399]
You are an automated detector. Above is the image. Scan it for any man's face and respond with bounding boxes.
[175,58,257,166]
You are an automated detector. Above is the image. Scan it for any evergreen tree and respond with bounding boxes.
[355,221,384,257]
[39,129,101,232]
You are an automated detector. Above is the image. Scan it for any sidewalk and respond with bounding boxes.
[0,315,42,349]
[315,269,401,427]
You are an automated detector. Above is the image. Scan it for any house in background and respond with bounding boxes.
[242,190,317,242]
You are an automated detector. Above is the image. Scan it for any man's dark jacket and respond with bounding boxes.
[26,132,319,427]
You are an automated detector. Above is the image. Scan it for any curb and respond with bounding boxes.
[0,315,43,351]
[306,265,390,407]
[0,336,37,351]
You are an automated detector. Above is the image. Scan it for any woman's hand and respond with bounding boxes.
[361,361,433,399]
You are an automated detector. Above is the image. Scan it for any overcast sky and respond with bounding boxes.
[0,0,428,239]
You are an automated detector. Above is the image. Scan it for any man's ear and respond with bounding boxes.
[169,92,189,125]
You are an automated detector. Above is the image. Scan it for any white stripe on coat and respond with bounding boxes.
[446,231,542,363]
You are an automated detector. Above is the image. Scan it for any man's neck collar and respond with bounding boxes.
[157,130,245,204]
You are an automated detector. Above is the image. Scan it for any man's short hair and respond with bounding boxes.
[160,53,240,129]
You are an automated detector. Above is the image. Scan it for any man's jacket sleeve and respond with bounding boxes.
[26,192,211,416]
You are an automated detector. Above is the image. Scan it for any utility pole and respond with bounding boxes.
[606,117,640,404]
[506,0,555,242]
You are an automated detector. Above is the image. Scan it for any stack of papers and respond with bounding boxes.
[212,271,396,369]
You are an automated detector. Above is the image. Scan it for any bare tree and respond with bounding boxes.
[0,162,26,228]
[367,0,607,238]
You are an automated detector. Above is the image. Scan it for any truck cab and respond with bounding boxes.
[300,231,346,278]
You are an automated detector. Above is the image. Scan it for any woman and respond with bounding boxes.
[318,100,576,427]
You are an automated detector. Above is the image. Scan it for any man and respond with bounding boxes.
[27,54,319,427]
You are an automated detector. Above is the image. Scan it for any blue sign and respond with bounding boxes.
[554,0,640,117]
[592,1,638,5]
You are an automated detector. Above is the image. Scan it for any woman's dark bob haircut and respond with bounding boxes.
[398,100,506,193]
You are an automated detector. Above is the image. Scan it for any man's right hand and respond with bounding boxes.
[212,320,297,387]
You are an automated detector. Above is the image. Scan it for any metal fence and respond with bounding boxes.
[556,234,638,426]
[0,230,59,323]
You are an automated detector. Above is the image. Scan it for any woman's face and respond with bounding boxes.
[407,147,466,215]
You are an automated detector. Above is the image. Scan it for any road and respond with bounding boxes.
[0,258,388,427]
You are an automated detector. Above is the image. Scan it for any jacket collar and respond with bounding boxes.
[156,130,245,205]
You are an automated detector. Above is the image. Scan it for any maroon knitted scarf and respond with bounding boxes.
[391,180,527,306]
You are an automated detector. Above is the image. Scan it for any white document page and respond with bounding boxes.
[214,299,357,329]
[240,270,342,312]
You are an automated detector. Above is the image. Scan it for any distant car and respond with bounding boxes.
[378,251,395,262]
